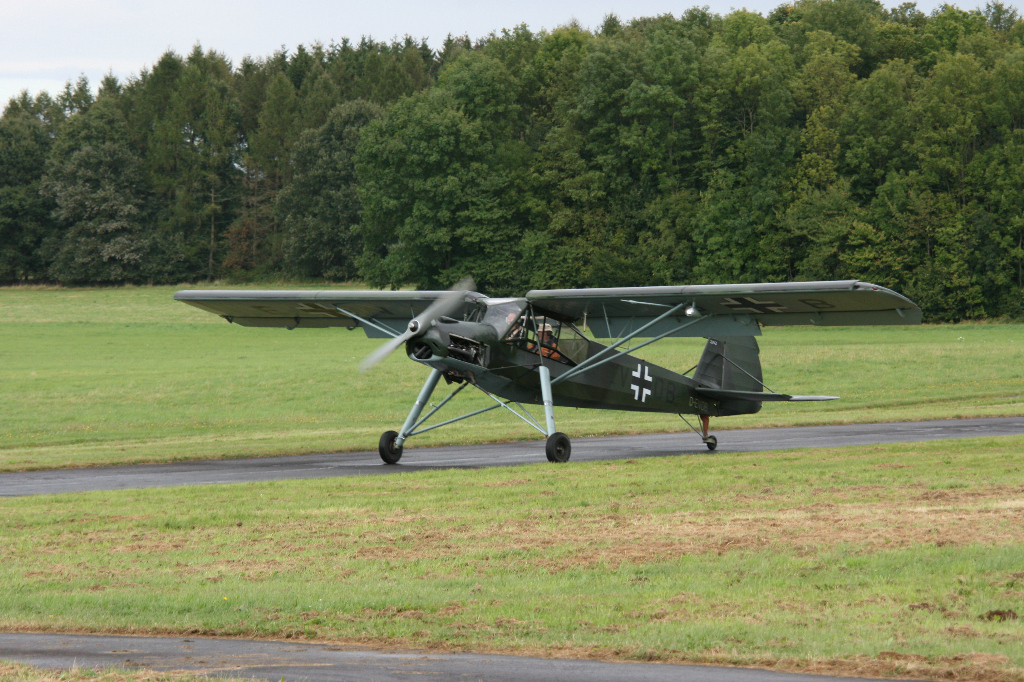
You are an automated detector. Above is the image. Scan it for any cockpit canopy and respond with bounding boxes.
[482,298,528,336]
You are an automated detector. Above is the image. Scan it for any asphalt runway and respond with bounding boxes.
[0,633,917,682]
[2,416,1023,497]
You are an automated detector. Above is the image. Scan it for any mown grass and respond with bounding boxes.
[0,660,243,681]
[1,437,1023,680]
[1,285,1022,471]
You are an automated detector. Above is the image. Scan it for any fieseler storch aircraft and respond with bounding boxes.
[175,280,921,464]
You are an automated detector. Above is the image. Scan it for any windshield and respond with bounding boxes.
[482,300,527,336]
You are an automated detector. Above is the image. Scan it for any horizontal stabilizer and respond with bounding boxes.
[695,388,839,402]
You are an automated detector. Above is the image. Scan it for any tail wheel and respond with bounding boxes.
[545,432,571,463]
[379,430,403,464]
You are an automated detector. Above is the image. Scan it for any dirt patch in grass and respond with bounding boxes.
[20,484,1024,584]
[318,484,1024,571]
[773,651,1022,681]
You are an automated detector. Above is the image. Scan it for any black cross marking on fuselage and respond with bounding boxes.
[721,297,788,314]
[631,362,652,403]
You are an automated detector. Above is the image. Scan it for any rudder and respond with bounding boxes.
[693,337,763,393]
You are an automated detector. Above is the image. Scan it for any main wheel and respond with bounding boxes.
[545,432,571,463]
[379,430,403,464]
[705,435,718,451]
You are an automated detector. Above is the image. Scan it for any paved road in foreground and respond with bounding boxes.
[2,416,1022,497]
[0,633,920,682]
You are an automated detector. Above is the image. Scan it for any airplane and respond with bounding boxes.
[175,280,921,464]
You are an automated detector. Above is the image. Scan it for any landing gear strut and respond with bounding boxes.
[378,365,571,464]
[539,365,571,463]
[700,414,717,451]
[679,413,717,450]
[378,369,444,464]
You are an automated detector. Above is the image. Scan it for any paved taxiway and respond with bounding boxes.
[0,633,922,682]
[2,416,1022,497]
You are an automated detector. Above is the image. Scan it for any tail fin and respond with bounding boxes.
[693,337,763,393]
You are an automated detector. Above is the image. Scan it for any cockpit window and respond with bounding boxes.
[509,315,589,366]
[482,300,527,337]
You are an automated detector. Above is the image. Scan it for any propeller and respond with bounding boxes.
[359,277,476,373]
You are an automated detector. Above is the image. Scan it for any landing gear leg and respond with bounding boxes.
[539,365,570,462]
[679,413,718,451]
[380,368,443,464]
[700,414,717,451]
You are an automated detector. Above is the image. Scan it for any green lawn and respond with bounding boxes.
[0,660,244,681]
[2,437,1022,680]
[3,286,1023,681]
[1,285,1022,471]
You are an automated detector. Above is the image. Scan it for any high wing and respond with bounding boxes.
[527,280,921,338]
[173,290,486,338]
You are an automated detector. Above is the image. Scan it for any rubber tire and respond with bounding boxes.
[545,432,571,463]
[379,430,403,464]
[705,435,718,451]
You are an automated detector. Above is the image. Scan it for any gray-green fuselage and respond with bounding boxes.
[409,314,760,419]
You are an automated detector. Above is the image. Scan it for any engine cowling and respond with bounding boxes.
[406,321,498,366]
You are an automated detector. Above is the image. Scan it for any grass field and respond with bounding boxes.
[1,437,1022,680]
[2,286,1024,681]
[0,660,242,681]
[1,285,1023,471]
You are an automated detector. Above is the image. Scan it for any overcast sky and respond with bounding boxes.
[3,0,964,107]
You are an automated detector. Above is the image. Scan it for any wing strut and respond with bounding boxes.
[334,306,401,339]
[552,308,711,386]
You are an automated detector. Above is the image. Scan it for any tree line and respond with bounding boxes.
[2,0,1023,321]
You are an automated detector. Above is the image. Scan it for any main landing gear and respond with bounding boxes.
[379,430,403,464]
[545,432,571,462]
[539,366,570,463]
[377,365,573,465]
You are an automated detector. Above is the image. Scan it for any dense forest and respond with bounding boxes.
[2,0,1024,321]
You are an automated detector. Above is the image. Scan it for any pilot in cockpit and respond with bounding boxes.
[505,311,526,340]
[534,323,564,362]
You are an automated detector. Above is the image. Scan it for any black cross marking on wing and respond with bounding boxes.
[721,297,788,314]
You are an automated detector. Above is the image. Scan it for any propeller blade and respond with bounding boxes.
[359,277,476,373]
[416,276,476,322]
[359,331,412,373]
